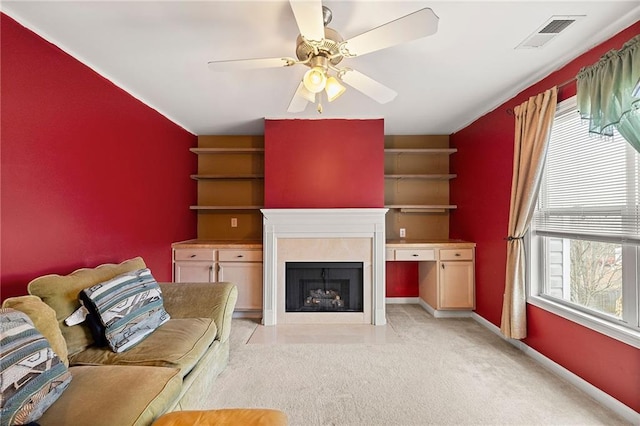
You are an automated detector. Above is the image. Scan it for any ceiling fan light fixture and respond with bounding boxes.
[303,66,327,93]
[325,76,346,102]
[208,4,440,112]
[298,82,316,103]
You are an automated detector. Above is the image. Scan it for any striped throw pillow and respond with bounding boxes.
[0,308,72,425]
[80,268,170,353]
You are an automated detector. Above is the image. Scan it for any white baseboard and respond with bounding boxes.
[386,297,420,304]
[416,298,473,318]
[471,313,640,424]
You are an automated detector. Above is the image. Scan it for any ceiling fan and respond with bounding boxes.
[207,0,439,113]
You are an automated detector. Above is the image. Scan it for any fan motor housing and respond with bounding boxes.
[295,27,344,66]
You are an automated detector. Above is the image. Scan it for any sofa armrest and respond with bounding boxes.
[159,282,237,343]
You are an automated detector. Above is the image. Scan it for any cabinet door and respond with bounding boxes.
[174,261,215,283]
[218,262,263,310]
[438,261,475,309]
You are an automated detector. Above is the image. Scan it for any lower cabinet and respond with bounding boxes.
[439,261,475,309]
[173,261,215,283]
[218,262,263,311]
[388,242,476,315]
[173,248,216,283]
[172,244,263,313]
[436,247,475,310]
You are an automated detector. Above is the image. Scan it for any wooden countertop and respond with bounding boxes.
[173,239,475,249]
[172,239,263,249]
[385,239,476,248]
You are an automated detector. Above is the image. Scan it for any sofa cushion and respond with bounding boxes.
[37,365,182,426]
[160,282,238,344]
[2,295,69,367]
[69,318,218,377]
[27,257,147,356]
[0,308,72,425]
[79,268,170,353]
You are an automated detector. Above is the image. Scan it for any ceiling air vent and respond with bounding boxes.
[516,15,584,49]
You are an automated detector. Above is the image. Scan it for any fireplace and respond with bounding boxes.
[261,208,387,325]
[286,262,364,313]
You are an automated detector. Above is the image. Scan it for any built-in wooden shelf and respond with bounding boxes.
[190,148,265,154]
[384,148,457,154]
[385,204,458,213]
[383,135,456,240]
[191,136,265,241]
[190,205,264,210]
[190,174,264,180]
[385,174,457,180]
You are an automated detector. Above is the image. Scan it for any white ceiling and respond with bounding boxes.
[3,1,639,135]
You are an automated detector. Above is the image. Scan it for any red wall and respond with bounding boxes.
[450,22,640,412]
[1,14,197,299]
[264,119,384,208]
[385,262,419,298]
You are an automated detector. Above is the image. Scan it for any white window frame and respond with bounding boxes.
[528,235,639,348]
[527,97,640,349]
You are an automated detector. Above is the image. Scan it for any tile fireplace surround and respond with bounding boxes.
[261,209,388,326]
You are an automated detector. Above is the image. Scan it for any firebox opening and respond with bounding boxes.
[285,262,364,312]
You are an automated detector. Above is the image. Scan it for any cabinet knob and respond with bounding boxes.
[412,253,419,257]
[237,255,244,258]
[189,254,196,258]
[455,253,461,257]
[441,264,445,269]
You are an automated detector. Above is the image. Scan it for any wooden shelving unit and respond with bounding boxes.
[188,135,456,241]
[384,135,456,240]
[192,135,265,240]
[386,205,458,213]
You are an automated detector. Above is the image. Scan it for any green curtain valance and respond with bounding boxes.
[576,34,640,152]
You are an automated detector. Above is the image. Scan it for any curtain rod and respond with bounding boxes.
[506,77,577,116]
[556,77,576,90]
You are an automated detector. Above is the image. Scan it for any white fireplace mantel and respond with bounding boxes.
[261,208,388,326]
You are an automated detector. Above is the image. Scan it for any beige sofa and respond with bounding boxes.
[2,257,238,426]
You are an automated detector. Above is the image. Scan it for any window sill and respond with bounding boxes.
[527,295,640,349]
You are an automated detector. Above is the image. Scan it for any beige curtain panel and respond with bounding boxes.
[501,87,558,340]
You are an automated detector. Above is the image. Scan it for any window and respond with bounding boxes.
[529,96,640,347]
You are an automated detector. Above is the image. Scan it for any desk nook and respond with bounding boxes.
[386,240,476,317]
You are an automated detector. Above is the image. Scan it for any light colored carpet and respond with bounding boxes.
[205,305,629,425]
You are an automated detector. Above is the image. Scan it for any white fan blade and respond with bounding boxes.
[287,82,315,113]
[289,0,325,42]
[341,8,439,57]
[340,69,397,104]
[208,57,294,71]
